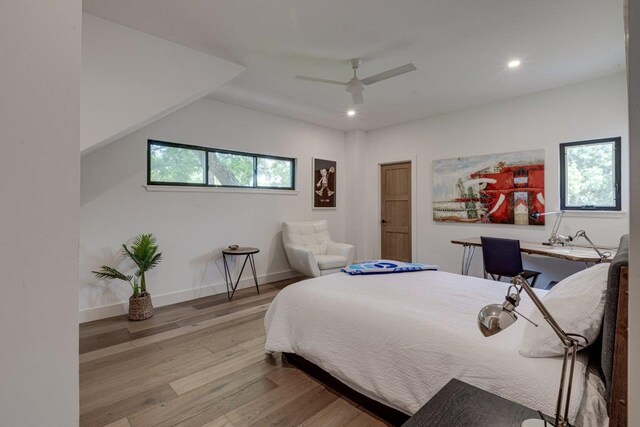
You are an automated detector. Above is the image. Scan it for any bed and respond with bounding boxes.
[264,236,629,426]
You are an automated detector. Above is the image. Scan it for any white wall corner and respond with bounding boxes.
[344,129,368,259]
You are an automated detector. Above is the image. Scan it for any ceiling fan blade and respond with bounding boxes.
[351,90,364,105]
[295,75,348,86]
[360,63,417,86]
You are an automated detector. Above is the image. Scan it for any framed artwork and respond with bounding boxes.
[313,158,336,209]
[432,149,545,225]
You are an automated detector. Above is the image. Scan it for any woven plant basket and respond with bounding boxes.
[128,292,154,321]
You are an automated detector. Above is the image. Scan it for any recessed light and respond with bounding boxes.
[508,59,521,68]
[347,109,356,117]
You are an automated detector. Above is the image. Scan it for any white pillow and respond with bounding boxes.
[519,263,609,358]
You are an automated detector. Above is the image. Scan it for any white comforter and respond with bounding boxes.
[264,271,590,423]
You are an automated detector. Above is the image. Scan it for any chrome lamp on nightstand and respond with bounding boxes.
[477,275,584,427]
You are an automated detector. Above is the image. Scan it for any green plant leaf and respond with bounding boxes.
[92,266,132,283]
[131,277,140,298]
[128,234,162,275]
[147,252,163,271]
[122,244,138,268]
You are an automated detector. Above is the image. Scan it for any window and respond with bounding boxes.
[559,137,621,211]
[149,143,206,184]
[257,157,294,188]
[147,140,295,190]
[209,151,254,187]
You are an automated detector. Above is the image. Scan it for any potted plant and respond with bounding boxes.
[93,233,162,321]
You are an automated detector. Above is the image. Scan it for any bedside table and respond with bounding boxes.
[222,247,260,300]
[402,379,543,427]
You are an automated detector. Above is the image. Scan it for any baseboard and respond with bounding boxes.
[78,269,299,323]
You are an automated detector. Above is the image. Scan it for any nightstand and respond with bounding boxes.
[402,379,543,427]
[222,247,260,300]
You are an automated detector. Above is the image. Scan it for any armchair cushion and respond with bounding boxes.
[282,221,330,255]
[326,241,355,265]
[316,254,348,270]
[283,244,321,278]
[282,219,356,277]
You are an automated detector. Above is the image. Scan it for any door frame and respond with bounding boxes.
[378,156,418,262]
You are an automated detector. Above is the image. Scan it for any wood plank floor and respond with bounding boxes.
[80,278,389,427]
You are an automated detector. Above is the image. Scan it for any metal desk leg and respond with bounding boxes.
[461,245,476,276]
[249,254,259,294]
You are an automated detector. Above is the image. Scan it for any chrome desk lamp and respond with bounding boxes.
[531,210,611,261]
[529,210,571,246]
[478,276,583,427]
[572,230,611,262]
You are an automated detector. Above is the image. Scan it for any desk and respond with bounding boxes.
[452,237,616,275]
[222,247,259,300]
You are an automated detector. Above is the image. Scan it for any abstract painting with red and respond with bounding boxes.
[432,150,545,225]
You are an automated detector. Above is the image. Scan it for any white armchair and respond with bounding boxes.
[282,220,355,277]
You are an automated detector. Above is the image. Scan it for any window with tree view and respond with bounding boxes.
[559,137,621,211]
[148,140,295,190]
[209,152,254,187]
[149,144,206,184]
[257,157,294,188]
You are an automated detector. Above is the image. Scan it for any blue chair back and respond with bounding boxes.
[480,236,524,277]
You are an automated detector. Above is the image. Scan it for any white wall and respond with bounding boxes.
[626,0,639,423]
[357,73,629,286]
[81,14,245,153]
[344,129,367,259]
[0,1,80,425]
[80,99,346,321]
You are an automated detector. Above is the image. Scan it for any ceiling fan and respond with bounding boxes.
[295,58,417,105]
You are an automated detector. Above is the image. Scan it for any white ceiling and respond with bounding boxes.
[83,0,625,132]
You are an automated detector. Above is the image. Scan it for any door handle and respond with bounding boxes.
[381,219,387,224]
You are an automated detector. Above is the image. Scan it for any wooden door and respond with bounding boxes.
[380,162,412,262]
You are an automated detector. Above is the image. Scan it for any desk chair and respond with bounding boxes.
[480,237,541,287]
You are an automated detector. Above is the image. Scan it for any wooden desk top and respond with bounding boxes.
[222,247,259,255]
[451,237,616,263]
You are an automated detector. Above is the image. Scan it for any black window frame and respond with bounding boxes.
[147,140,296,190]
[559,136,621,211]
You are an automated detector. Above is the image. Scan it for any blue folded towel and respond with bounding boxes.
[341,260,438,275]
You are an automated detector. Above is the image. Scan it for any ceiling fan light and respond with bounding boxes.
[508,59,521,68]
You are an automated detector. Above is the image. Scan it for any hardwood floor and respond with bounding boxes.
[80,278,388,427]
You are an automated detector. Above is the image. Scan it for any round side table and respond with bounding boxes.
[222,247,259,300]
